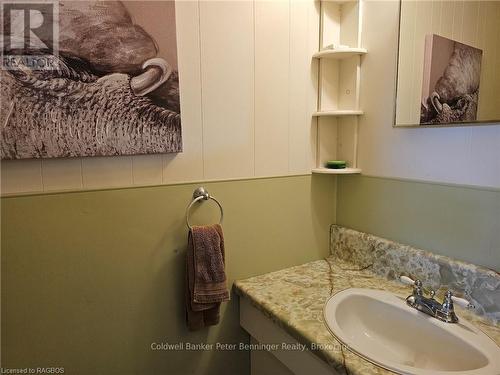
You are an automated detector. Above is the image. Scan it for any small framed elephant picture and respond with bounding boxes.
[0,1,182,159]
[420,34,482,125]
[395,0,500,127]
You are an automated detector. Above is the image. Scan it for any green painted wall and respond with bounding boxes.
[336,176,500,271]
[1,175,336,375]
[6,171,497,375]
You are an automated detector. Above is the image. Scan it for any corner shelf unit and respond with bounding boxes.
[312,168,362,175]
[312,48,366,60]
[312,0,365,175]
[313,110,363,117]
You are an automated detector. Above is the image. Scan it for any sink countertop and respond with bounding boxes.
[234,257,500,375]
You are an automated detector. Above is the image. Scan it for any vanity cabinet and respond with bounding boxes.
[240,298,337,375]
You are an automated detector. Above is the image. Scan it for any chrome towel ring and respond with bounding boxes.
[186,187,224,229]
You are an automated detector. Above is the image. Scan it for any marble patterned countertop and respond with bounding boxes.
[234,257,500,375]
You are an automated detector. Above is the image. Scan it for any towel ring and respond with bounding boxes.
[186,187,224,229]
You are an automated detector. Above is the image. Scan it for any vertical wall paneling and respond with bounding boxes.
[309,1,320,170]
[440,1,455,38]
[2,1,498,194]
[2,0,321,196]
[395,0,416,124]
[199,1,255,180]
[289,0,314,174]
[479,1,499,119]
[476,1,487,118]
[430,0,442,35]
[42,158,83,191]
[461,1,479,46]
[254,1,290,176]
[132,155,163,186]
[81,157,133,189]
[162,0,204,183]
[408,0,432,122]
[451,0,465,41]
[1,160,42,194]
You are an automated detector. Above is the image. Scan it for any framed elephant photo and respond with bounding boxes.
[0,0,182,159]
[394,0,500,127]
[420,34,482,125]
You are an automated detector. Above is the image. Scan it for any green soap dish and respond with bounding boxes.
[325,160,346,169]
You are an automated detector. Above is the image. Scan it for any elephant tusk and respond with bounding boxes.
[130,58,173,96]
[430,92,443,114]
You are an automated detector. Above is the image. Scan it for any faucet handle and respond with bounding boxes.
[400,276,424,297]
[400,275,415,285]
[451,295,475,310]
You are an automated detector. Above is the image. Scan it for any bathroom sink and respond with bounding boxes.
[323,288,500,375]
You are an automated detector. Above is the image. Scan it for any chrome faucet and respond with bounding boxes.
[400,276,475,323]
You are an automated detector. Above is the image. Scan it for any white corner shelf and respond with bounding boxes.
[313,110,364,117]
[312,48,367,60]
[312,168,362,175]
[313,0,365,176]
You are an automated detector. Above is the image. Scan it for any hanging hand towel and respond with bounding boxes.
[186,224,229,331]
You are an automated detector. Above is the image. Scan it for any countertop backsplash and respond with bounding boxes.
[330,225,500,323]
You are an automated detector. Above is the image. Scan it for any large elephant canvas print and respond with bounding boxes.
[420,34,482,125]
[0,1,182,159]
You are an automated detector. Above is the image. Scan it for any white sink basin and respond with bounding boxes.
[323,288,500,375]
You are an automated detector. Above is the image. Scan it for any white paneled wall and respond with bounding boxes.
[0,0,319,196]
[255,1,290,176]
[396,0,500,125]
